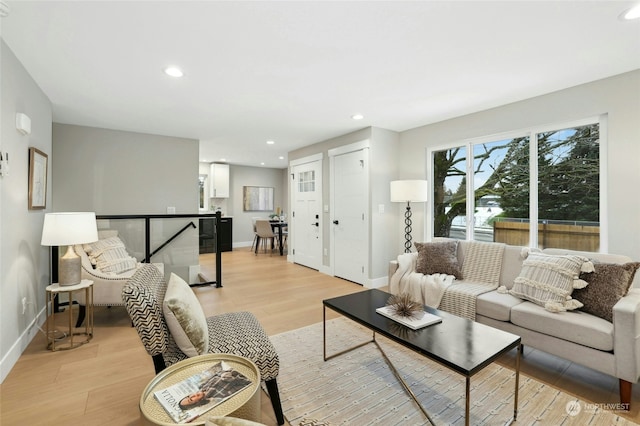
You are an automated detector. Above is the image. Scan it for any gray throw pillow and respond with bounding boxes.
[414,241,462,279]
[574,262,640,322]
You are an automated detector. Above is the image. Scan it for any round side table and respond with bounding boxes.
[45,279,94,351]
[140,353,261,426]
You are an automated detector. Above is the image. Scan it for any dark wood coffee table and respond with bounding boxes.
[323,289,521,426]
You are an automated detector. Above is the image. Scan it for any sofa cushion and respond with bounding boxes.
[511,301,614,351]
[498,245,527,290]
[476,290,524,321]
[509,252,593,312]
[414,241,462,279]
[573,262,640,322]
[163,273,209,357]
[544,247,639,290]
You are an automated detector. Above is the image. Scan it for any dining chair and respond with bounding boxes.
[254,220,277,254]
[250,217,261,251]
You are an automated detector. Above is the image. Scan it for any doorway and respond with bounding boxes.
[330,144,369,285]
[291,157,322,270]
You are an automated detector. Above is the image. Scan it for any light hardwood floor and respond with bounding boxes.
[1,249,638,425]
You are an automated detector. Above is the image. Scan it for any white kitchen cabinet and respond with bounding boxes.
[210,163,229,198]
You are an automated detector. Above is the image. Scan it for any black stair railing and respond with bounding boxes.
[143,221,196,262]
[52,212,223,289]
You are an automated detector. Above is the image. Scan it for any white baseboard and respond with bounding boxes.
[367,275,388,289]
[232,241,253,248]
[0,306,46,383]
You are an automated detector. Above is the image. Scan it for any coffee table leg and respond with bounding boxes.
[465,377,470,426]
[514,344,521,421]
[323,305,327,361]
[323,305,375,361]
[374,340,436,425]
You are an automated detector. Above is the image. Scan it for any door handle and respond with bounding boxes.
[333,220,339,225]
[311,222,319,227]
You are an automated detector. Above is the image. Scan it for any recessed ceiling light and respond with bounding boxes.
[164,66,184,77]
[266,140,275,145]
[351,114,364,120]
[279,156,284,160]
[260,162,265,166]
[621,4,640,20]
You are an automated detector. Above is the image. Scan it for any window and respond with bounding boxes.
[198,175,207,210]
[430,118,603,251]
[298,170,315,193]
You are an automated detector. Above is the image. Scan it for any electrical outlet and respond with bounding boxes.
[22,297,27,314]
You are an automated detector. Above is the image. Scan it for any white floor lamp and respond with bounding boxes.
[390,180,428,253]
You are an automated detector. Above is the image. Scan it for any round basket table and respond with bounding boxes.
[140,353,261,425]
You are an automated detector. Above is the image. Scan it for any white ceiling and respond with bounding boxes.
[2,1,639,168]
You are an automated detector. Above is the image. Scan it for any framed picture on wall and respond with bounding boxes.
[243,186,274,211]
[28,147,48,210]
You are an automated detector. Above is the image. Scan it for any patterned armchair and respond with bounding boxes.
[122,265,284,425]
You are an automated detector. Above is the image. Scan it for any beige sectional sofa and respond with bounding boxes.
[388,239,640,408]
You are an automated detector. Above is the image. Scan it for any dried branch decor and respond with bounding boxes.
[386,294,423,319]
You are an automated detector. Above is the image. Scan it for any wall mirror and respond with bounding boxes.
[243,186,274,211]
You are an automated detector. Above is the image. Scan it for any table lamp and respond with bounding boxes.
[41,212,98,286]
[390,180,428,253]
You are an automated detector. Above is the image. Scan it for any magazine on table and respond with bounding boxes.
[153,361,252,423]
[376,305,442,330]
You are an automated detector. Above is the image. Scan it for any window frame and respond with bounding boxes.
[425,114,608,251]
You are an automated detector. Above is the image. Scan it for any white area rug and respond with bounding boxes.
[270,317,634,425]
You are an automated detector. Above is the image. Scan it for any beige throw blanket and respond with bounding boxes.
[390,242,506,320]
[389,253,456,307]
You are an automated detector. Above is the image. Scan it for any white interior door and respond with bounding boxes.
[331,148,368,285]
[291,160,322,270]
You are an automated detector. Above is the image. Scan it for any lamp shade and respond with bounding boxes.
[41,212,99,246]
[390,180,428,203]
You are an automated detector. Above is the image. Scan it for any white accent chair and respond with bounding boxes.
[73,230,163,326]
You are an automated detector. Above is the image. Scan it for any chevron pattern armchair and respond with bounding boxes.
[122,264,284,425]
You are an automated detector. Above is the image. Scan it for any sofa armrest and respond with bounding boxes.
[613,288,640,383]
[389,260,399,283]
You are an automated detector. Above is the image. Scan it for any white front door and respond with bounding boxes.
[291,160,322,270]
[331,148,368,285]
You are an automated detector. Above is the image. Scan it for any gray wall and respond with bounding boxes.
[51,124,201,281]
[228,165,288,246]
[400,70,640,263]
[0,40,52,382]
[52,124,199,214]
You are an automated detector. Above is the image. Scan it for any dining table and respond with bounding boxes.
[269,221,287,256]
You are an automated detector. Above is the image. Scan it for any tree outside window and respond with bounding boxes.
[432,122,600,250]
